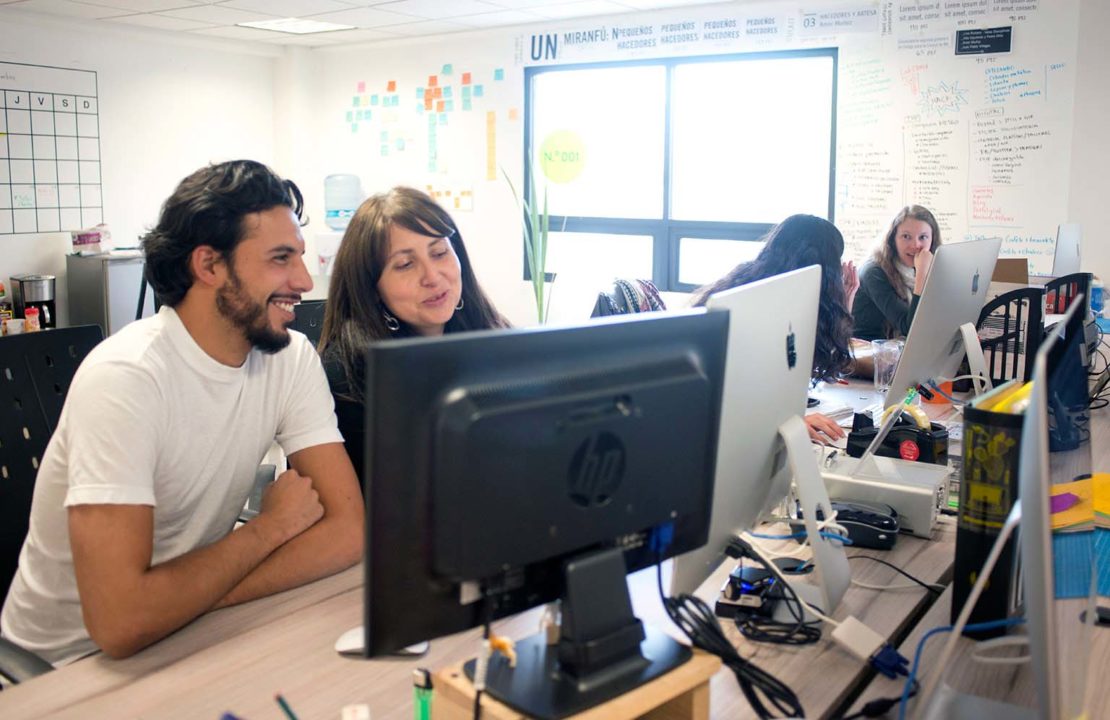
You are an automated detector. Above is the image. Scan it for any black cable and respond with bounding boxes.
[729,555,823,646]
[846,555,942,595]
[472,593,494,720]
[840,680,919,719]
[656,558,805,718]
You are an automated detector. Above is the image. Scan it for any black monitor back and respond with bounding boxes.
[362,310,727,656]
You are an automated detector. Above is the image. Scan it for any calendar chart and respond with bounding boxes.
[0,61,101,235]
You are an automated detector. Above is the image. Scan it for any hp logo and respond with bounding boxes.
[568,432,625,508]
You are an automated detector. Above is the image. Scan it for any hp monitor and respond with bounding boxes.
[360,310,727,718]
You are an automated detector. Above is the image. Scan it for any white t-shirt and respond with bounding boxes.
[0,307,342,665]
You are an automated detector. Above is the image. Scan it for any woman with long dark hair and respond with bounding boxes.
[852,205,942,340]
[691,214,858,443]
[318,187,509,483]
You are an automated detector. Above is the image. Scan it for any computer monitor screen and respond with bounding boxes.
[885,238,1003,408]
[361,310,727,716]
[1050,223,1081,278]
[670,266,820,595]
[1018,296,1096,720]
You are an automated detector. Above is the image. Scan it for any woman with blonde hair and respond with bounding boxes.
[852,205,942,340]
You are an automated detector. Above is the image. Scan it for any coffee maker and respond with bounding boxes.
[11,274,57,329]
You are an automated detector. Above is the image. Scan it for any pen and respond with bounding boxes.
[275,693,299,720]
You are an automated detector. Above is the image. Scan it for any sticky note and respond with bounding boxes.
[351,123,358,133]
[416,87,424,99]
[434,87,443,98]
[445,99,454,112]
[436,100,445,112]
[442,63,453,74]
[508,108,518,120]
[346,111,353,122]
[380,145,389,156]
[494,68,504,81]
[443,86,453,99]
[357,81,365,92]
[439,112,447,125]
[387,80,396,92]
[473,85,484,97]
[462,72,472,85]
[424,98,434,111]
[371,95,379,106]
[428,75,438,87]
[353,96,361,107]
[462,98,472,111]
[462,86,471,99]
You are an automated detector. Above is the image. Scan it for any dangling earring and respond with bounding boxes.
[455,298,465,311]
[382,307,400,332]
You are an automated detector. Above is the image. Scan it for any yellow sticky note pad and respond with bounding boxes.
[1050,477,1095,531]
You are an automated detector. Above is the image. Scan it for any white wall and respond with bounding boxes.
[1068,0,1110,287]
[0,10,279,325]
[296,0,1102,326]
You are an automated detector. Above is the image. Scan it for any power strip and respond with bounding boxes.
[820,454,948,538]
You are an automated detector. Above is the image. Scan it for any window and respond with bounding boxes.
[524,49,837,292]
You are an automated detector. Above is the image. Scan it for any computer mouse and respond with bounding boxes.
[831,500,899,551]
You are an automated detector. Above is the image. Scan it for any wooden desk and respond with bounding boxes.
[0,516,957,720]
[848,587,1110,719]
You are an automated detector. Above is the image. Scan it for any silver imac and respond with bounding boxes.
[918,297,1096,720]
[1050,223,1081,277]
[670,266,820,596]
[1016,296,1095,720]
[884,238,1003,409]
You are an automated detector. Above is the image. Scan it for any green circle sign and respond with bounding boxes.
[540,131,586,184]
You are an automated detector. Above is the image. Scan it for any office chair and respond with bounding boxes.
[289,299,327,347]
[0,324,103,684]
[976,287,1045,386]
[1044,272,1091,314]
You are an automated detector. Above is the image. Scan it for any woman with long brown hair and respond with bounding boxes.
[852,205,942,340]
[318,186,509,483]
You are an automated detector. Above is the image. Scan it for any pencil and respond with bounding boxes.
[275,693,299,720]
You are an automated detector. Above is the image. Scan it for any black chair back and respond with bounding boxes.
[290,300,327,347]
[1044,272,1091,314]
[976,287,1044,386]
[0,325,103,603]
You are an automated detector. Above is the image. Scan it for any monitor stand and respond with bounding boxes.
[464,547,690,720]
[333,627,429,658]
[959,321,993,396]
[773,415,851,622]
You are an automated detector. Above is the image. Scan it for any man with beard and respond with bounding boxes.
[0,160,363,664]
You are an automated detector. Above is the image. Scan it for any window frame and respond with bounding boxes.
[523,47,839,292]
